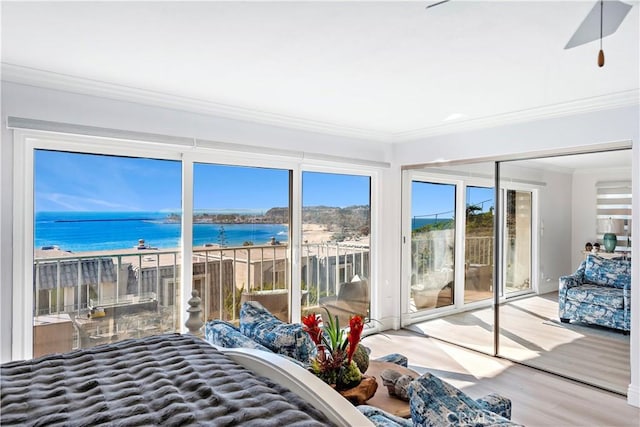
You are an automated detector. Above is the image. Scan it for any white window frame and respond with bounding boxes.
[12,130,182,360]
[12,129,381,359]
[299,163,380,329]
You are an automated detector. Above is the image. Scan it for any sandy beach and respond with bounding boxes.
[34,222,368,261]
[302,223,334,244]
[302,223,369,245]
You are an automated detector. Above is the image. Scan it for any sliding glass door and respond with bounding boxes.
[404,149,631,395]
[402,163,534,355]
[19,131,379,361]
[300,172,371,326]
[192,164,291,323]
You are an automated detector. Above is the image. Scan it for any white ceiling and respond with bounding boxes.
[1,1,639,142]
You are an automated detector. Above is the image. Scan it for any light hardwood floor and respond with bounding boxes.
[407,292,630,394]
[362,328,639,427]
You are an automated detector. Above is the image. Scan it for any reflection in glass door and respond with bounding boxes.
[505,190,532,293]
[464,186,494,304]
[410,181,456,312]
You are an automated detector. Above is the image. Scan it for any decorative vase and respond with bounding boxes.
[603,233,617,253]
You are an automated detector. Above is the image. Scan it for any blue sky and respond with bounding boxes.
[35,150,182,212]
[302,171,369,207]
[411,181,493,218]
[35,150,370,212]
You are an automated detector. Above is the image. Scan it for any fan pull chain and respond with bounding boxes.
[598,0,605,67]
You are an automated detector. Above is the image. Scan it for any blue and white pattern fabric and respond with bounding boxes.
[357,405,412,427]
[408,373,520,427]
[239,301,316,363]
[475,393,513,420]
[584,255,631,289]
[357,373,517,426]
[204,319,271,352]
[559,254,631,332]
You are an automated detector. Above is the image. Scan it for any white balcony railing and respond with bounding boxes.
[33,241,370,352]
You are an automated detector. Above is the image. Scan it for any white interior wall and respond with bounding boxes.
[537,169,573,294]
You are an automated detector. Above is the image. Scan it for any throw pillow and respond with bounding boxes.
[204,320,271,352]
[239,301,315,363]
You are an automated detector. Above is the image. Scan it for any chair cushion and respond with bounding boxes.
[566,284,625,309]
[239,301,315,363]
[584,255,631,289]
[408,373,517,426]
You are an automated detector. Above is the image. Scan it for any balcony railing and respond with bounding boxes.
[33,241,370,353]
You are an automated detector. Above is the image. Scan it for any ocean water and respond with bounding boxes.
[411,217,453,230]
[35,211,289,252]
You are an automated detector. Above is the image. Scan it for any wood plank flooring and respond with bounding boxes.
[362,329,640,427]
[406,292,630,394]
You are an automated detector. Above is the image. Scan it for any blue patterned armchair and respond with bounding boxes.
[559,254,631,332]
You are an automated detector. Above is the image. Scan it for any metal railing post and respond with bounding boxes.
[34,261,40,316]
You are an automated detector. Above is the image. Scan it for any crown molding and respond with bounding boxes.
[393,89,640,142]
[1,63,387,142]
[3,63,638,144]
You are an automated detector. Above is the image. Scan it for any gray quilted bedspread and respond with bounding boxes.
[1,333,334,426]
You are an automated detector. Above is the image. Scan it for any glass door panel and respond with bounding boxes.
[300,172,371,326]
[403,163,495,356]
[464,186,494,304]
[193,164,291,323]
[33,150,182,356]
[410,181,455,312]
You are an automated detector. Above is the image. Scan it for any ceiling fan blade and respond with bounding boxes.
[565,0,633,49]
[426,0,451,9]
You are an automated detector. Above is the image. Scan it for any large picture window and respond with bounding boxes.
[13,131,378,360]
[33,150,182,357]
[192,164,291,322]
[301,171,371,325]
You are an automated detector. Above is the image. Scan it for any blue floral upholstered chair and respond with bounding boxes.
[559,254,631,333]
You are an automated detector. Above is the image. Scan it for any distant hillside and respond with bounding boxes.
[166,205,371,240]
[265,205,370,236]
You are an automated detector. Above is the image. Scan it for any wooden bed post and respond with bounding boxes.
[186,290,204,336]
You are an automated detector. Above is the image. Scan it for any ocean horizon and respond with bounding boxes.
[35,211,289,252]
[411,217,453,229]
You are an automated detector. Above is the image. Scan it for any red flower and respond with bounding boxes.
[302,313,323,345]
[346,315,364,363]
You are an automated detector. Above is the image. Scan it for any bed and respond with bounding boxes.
[0,333,373,426]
